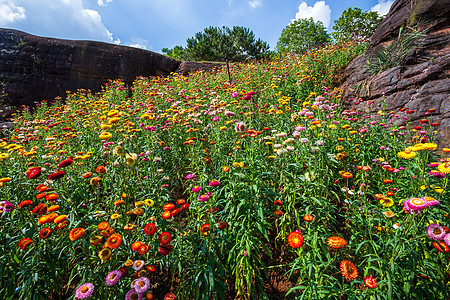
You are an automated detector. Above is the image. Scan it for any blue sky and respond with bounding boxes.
[0,0,394,53]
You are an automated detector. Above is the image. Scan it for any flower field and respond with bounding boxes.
[0,41,449,299]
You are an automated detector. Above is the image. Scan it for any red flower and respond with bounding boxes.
[163,203,175,211]
[382,179,393,184]
[39,228,52,239]
[164,292,176,300]
[57,158,73,168]
[288,231,304,249]
[432,241,449,253]
[32,203,47,215]
[18,238,33,250]
[363,276,378,289]
[18,200,33,209]
[48,171,65,181]
[158,232,172,245]
[158,246,170,256]
[303,214,314,222]
[144,223,157,236]
[217,221,227,229]
[200,223,211,234]
[27,167,42,179]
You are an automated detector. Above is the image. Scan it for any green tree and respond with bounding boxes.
[162,46,186,60]
[183,26,270,62]
[276,18,330,54]
[331,7,384,44]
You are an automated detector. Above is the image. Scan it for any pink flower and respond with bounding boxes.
[231,91,239,98]
[191,186,202,193]
[198,193,210,202]
[186,173,196,180]
[209,180,220,187]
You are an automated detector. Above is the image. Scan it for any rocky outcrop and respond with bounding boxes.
[0,28,181,107]
[175,61,224,76]
[337,0,450,146]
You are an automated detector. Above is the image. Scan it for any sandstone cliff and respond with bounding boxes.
[337,0,450,146]
[0,28,182,107]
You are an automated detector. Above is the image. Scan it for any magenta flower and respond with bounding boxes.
[198,193,212,202]
[191,186,202,193]
[231,91,239,98]
[186,173,196,180]
[209,180,220,187]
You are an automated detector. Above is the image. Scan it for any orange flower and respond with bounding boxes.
[341,172,353,179]
[382,179,393,184]
[303,214,314,222]
[96,165,106,174]
[124,223,136,231]
[98,222,109,231]
[37,215,50,225]
[138,244,149,255]
[327,236,347,249]
[47,205,60,212]
[101,227,114,238]
[90,176,102,186]
[54,214,67,224]
[82,172,93,178]
[340,260,358,281]
[106,233,122,249]
[45,193,59,202]
[288,231,304,249]
[114,199,125,206]
[69,228,86,241]
[131,241,143,252]
[90,236,103,246]
[36,192,47,200]
[222,166,229,172]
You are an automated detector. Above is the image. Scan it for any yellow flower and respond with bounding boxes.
[144,199,154,207]
[380,198,394,207]
[423,143,437,151]
[134,201,144,208]
[398,151,416,159]
[110,213,120,219]
[438,162,450,174]
[125,153,138,166]
[99,132,113,140]
[412,143,426,151]
[114,146,125,156]
[233,162,240,168]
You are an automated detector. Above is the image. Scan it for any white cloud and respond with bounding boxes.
[371,0,394,16]
[292,1,331,29]
[97,0,113,6]
[0,0,26,26]
[249,0,262,9]
[1,0,119,44]
[125,38,153,51]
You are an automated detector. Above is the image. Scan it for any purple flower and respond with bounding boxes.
[427,223,446,240]
[132,277,150,294]
[125,289,142,300]
[105,270,122,286]
[75,283,94,299]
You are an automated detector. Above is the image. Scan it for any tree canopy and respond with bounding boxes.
[276,18,330,54]
[164,26,270,62]
[331,7,384,44]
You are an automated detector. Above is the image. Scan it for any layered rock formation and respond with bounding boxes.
[0,29,224,109]
[337,0,450,146]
